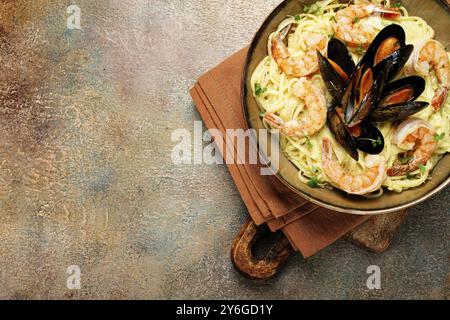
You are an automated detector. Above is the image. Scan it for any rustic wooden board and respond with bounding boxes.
[232,210,409,279]
[345,210,409,253]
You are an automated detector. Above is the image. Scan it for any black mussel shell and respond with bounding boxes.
[372,44,414,81]
[369,101,429,122]
[342,75,355,122]
[344,64,389,127]
[359,24,406,69]
[378,76,426,107]
[327,38,355,78]
[354,121,385,154]
[318,51,346,104]
[327,107,359,160]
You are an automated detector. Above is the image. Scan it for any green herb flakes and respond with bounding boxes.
[358,137,382,148]
[255,83,267,96]
[433,132,445,141]
[305,136,313,149]
[307,176,320,188]
[311,166,321,174]
[418,163,426,174]
[303,3,323,15]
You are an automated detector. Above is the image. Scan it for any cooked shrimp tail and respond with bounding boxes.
[272,23,327,77]
[321,138,386,195]
[387,118,437,176]
[431,86,449,111]
[264,78,326,137]
[412,39,450,111]
[334,2,401,48]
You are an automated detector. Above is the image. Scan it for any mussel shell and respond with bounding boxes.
[327,107,359,160]
[317,51,346,104]
[354,121,385,154]
[344,65,389,127]
[373,44,414,82]
[359,24,406,69]
[327,38,355,78]
[369,101,429,122]
[379,76,426,106]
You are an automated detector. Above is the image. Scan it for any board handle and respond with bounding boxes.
[230,218,293,280]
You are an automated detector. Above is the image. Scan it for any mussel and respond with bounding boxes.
[343,25,413,127]
[318,52,345,104]
[370,76,429,122]
[369,101,429,122]
[360,24,412,81]
[327,106,385,158]
[327,106,359,160]
[380,76,426,104]
[360,25,405,65]
[317,39,355,104]
[372,44,414,81]
[318,24,427,159]
[327,38,355,80]
[353,121,385,155]
[343,63,389,127]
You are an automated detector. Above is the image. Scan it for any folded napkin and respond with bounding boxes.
[190,48,370,257]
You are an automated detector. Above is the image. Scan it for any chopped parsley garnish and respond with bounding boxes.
[358,136,382,148]
[303,4,311,12]
[418,163,426,174]
[330,15,336,22]
[307,176,320,188]
[311,166,321,174]
[393,2,402,8]
[433,132,445,141]
[255,83,267,96]
[353,17,360,23]
[294,14,301,21]
[304,136,313,149]
[303,3,323,15]
[259,111,266,117]
[374,136,383,147]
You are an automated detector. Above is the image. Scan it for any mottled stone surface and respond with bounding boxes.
[0,0,448,299]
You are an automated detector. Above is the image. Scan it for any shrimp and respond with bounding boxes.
[264,78,326,137]
[387,118,437,176]
[334,1,401,48]
[321,138,386,195]
[271,24,328,77]
[411,39,450,111]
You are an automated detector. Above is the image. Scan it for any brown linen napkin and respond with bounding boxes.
[191,83,311,230]
[190,48,369,257]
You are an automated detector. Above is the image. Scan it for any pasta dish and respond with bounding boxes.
[251,0,450,195]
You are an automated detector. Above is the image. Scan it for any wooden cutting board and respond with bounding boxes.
[231,210,408,280]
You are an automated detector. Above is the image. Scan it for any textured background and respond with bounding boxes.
[0,0,448,299]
